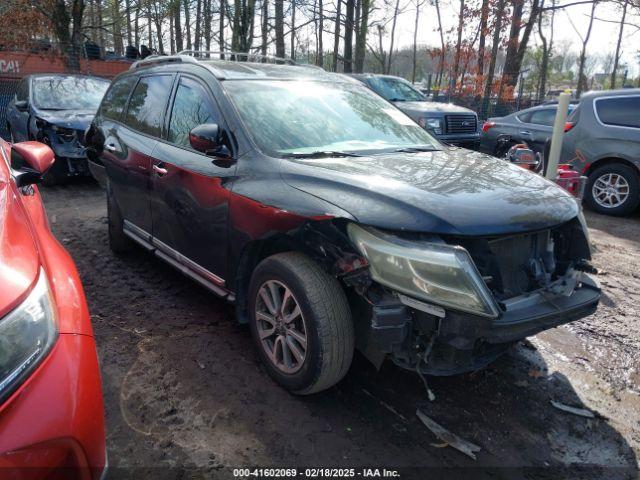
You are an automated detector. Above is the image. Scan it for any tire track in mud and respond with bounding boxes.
[40,181,639,478]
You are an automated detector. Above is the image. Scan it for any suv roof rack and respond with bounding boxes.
[177,50,297,65]
[129,51,325,76]
[130,54,199,70]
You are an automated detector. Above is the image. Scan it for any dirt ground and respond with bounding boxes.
[41,180,639,479]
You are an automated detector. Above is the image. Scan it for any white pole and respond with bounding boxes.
[545,92,571,181]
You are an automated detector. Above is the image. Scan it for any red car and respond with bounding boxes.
[0,138,106,479]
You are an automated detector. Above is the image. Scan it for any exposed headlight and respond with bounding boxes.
[347,224,499,318]
[0,269,58,402]
[419,117,443,135]
[52,125,76,142]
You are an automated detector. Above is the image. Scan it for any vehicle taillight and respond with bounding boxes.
[482,121,495,132]
[564,121,575,132]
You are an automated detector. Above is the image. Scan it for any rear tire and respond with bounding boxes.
[585,164,640,216]
[248,252,354,394]
[107,180,134,254]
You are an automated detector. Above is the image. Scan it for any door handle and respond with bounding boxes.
[520,131,533,136]
[104,143,116,152]
[152,164,168,177]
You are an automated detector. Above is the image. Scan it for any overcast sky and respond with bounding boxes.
[387,1,638,77]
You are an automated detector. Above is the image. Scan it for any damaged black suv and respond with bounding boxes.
[86,53,600,394]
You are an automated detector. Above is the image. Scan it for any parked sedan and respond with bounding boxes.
[350,74,481,149]
[0,138,106,478]
[5,74,110,184]
[481,104,576,155]
[87,56,599,394]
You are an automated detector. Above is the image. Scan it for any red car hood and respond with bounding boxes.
[0,141,39,317]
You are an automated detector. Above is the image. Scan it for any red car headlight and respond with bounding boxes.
[0,269,58,403]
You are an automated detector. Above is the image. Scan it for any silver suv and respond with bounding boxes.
[561,89,640,216]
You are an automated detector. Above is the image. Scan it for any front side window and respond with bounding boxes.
[596,97,640,129]
[124,75,173,137]
[224,80,439,156]
[32,76,110,110]
[366,77,425,102]
[168,77,220,147]
[100,76,137,121]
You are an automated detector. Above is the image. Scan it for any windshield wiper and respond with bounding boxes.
[393,146,441,153]
[281,150,362,159]
[388,97,406,102]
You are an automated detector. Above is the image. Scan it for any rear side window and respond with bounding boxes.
[528,109,556,126]
[595,96,640,129]
[100,76,137,120]
[167,77,220,148]
[124,75,173,137]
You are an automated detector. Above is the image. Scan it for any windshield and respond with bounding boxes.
[33,76,110,111]
[224,80,439,157]
[367,77,425,102]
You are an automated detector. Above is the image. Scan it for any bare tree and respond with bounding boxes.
[275,0,285,56]
[611,0,628,88]
[219,0,226,53]
[411,0,424,82]
[482,0,507,115]
[452,0,465,88]
[290,0,296,59]
[385,0,401,73]
[183,0,192,49]
[573,0,597,96]
[499,0,541,95]
[434,0,446,88]
[262,0,269,54]
[344,0,355,72]
[316,0,324,66]
[537,0,555,100]
[333,0,342,71]
[353,0,370,72]
[477,0,489,77]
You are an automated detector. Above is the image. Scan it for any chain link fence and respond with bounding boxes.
[430,94,547,121]
[0,42,133,140]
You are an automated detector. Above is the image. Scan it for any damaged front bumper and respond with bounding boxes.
[36,127,91,179]
[365,271,600,376]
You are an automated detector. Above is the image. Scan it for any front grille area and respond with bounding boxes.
[448,218,592,302]
[445,114,477,134]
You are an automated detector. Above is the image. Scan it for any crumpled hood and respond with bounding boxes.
[281,148,579,235]
[0,144,39,317]
[35,109,96,131]
[395,101,475,117]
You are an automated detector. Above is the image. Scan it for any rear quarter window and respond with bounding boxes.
[595,96,640,129]
[123,75,174,137]
[528,109,556,126]
[99,76,137,121]
[516,111,532,123]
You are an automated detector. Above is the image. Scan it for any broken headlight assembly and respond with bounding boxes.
[35,119,76,143]
[0,269,58,403]
[347,223,500,318]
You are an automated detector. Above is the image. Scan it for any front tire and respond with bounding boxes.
[248,252,354,394]
[107,180,134,254]
[585,164,640,216]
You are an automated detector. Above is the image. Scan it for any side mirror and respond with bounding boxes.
[15,100,29,112]
[189,123,222,154]
[11,141,55,187]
